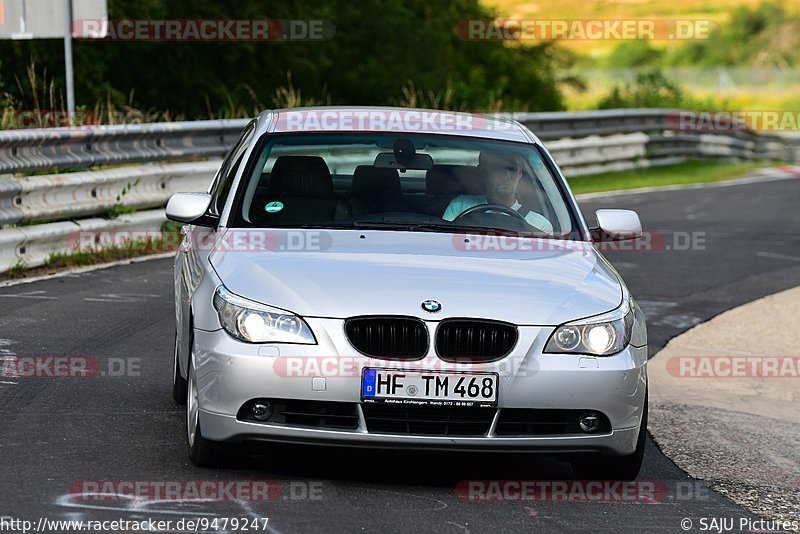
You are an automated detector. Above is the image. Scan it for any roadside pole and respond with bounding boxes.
[63,0,75,119]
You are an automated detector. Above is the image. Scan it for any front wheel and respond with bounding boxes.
[186,349,223,467]
[569,391,648,481]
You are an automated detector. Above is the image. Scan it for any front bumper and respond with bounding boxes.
[192,318,648,456]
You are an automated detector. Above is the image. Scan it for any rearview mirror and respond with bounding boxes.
[166,193,214,224]
[373,152,434,170]
[595,209,642,241]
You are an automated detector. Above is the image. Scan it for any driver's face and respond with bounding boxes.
[481,154,522,199]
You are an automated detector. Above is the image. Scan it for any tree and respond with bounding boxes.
[0,0,567,118]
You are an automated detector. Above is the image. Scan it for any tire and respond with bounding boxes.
[569,390,648,481]
[171,332,187,405]
[186,348,223,467]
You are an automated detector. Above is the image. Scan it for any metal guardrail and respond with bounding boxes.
[2,108,793,176]
[0,119,247,174]
[0,210,169,273]
[0,109,711,175]
[498,109,681,139]
[1,108,797,273]
[0,161,219,226]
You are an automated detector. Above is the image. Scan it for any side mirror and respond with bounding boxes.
[595,209,642,241]
[166,193,214,224]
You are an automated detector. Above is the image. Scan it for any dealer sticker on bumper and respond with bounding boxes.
[361,368,498,407]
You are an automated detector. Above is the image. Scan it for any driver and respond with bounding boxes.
[442,152,553,232]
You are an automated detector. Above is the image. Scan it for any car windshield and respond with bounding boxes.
[231,133,579,237]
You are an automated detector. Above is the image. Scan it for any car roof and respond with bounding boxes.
[252,106,540,144]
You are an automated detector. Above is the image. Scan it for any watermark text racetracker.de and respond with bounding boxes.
[455,479,715,503]
[68,228,333,254]
[453,230,707,253]
[67,479,323,502]
[0,356,140,379]
[668,109,800,132]
[667,356,800,378]
[457,19,717,41]
[5,109,195,129]
[73,18,334,41]
[274,109,508,133]
[272,356,536,378]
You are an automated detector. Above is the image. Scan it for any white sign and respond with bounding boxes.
[0,0,107,39]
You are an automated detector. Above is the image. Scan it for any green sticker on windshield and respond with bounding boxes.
[265,201,284,213]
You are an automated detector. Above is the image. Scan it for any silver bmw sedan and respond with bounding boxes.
[167,107,648,479]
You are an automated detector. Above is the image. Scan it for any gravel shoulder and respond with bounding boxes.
[647,286,800,530]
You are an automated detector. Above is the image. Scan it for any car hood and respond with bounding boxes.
[209,229,623,325]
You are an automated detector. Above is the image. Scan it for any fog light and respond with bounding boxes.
[579,411,600,433]
[252,400,272,421]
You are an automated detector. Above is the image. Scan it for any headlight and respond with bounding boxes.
[544,299,635,356]
[213,286,316,344]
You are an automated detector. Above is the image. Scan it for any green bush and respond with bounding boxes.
[665,1,799,68]
[597,69,709,109]
[603,41,664,69]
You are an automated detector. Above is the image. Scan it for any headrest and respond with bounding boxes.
[426,165,482,196]
[352,166,402,199]
[267,156,334,198]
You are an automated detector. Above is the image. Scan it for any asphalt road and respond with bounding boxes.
[1,173,798,533]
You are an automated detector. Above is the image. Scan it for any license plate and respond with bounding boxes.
[361,368,498,407]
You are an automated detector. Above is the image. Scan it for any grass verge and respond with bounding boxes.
[567,161,773,195]
[0,228,179,282]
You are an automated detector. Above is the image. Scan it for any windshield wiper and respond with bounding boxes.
[352,221,417,231]
[353,220,525,237]
[410,223,523,236]
[288,223,356,230]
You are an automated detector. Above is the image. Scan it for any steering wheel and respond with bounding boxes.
[452,203,528,223]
